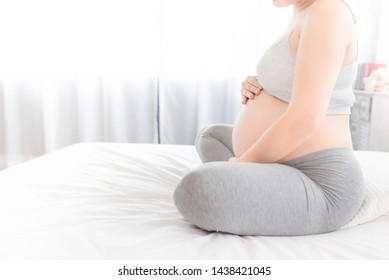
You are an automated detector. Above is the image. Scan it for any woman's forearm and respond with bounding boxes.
[237,112,320,163]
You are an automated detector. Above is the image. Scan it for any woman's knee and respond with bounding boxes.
[195,125,217,148]
[195,124,233,145]
[174,165,225,231]
[195,124,234,163]
[174,167,212,213]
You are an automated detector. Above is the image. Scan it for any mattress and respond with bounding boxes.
[0,143,388,259]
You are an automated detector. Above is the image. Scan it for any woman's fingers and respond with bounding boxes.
[247,76,262,91]
[240,76,263,105]
[241,77,262,98]
[247,78,263,95]
[250,86,261,95]
[241,88,254,101]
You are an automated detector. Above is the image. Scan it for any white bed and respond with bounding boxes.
[0,143,388,259]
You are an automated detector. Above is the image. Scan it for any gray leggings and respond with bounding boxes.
[174,124,365,236]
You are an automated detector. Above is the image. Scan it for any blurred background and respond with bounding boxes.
[0,0,388,168]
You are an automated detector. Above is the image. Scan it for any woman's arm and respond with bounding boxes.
[234,1,351,163]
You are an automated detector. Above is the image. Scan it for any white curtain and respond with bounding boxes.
[347,0,388,64]
[0,0,387,168]
[375,0,389,63]
[0,76,158,168]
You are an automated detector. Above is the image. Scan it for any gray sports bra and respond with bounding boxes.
[256,9,357,115]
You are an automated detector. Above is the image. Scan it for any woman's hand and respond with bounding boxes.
[241,76,263,104]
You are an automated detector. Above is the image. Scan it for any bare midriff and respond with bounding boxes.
[231,90,353,163]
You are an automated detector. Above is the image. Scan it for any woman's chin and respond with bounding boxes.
[272,0,291,8]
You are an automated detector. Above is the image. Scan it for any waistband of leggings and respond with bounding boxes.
[282,147,355,167]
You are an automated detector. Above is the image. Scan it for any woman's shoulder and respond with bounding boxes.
[303,0,356,36]
[307,0,354,22]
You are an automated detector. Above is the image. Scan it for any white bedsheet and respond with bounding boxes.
[0,143,388,259]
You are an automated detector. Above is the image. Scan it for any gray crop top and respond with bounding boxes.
[256,15,358,115]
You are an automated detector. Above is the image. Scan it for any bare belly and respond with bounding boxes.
[232,91,353,162]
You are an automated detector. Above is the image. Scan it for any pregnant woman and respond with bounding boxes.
[174,0,365,236]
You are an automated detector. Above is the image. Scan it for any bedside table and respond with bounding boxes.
[350,90,389,152]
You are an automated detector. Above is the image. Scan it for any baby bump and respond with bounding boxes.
[232,91,288,157]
